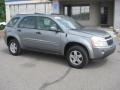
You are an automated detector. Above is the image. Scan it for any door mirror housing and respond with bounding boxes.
[49,26,60,32]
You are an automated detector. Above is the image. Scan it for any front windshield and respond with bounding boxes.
[53,15,83,30]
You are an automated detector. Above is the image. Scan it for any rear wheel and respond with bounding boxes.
[66,46,89,69]
[8,39,21,56]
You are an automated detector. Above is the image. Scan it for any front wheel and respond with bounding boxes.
[8,39,21,56]
[66,46,89,69]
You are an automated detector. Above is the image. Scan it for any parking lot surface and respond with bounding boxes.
[0,38,120,90]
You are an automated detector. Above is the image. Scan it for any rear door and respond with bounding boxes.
[17,16,38,48]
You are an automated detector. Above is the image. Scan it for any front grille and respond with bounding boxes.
[105,35,113,46]
[105,36,111,39]
[107,39,113,46]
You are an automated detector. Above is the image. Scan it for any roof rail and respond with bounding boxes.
[16,13,30,15]
[51,13,61,15]
[34,13,50,15]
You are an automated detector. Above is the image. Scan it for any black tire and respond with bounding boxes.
[66,46,89,69]
[8,39,21,56]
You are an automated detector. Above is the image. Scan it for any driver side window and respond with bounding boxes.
[37,17,58,30]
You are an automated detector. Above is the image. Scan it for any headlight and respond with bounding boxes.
[91,36,108,47]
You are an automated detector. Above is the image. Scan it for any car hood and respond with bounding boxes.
[69,28,110,37]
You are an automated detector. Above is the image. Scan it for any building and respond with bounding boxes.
[5,0,120,32]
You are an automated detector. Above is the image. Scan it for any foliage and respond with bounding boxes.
[0,0,6,22]
[0,25,5,30]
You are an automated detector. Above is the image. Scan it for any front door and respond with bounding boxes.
[101,7,108,26]
[64,5,72,16]
[35,16,62,53]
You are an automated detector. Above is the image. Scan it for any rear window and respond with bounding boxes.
[18,16,36,29]
[7,17,20,27]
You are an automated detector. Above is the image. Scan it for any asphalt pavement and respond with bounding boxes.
[0,38,120,90]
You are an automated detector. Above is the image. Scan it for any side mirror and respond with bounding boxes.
[50,26,57,31]
[49,26,61,32]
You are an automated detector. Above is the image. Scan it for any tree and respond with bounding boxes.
[0,0,6,22]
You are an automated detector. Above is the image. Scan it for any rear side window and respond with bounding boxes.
[7,17,20,27]
[18,16,36,29]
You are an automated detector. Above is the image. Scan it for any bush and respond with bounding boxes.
[0,25,5,30]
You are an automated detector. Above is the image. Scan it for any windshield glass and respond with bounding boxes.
[53,15,83,30]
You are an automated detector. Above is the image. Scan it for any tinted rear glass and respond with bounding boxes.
[18,16,36,29]
[7,17,20,27]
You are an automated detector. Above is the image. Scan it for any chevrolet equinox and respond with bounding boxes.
[4,14,116,68]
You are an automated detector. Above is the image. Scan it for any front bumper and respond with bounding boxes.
[92,44,116,59]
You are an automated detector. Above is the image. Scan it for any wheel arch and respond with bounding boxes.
[7,36,19,46]
[64,42,90,58]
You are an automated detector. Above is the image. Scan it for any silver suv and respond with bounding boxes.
[4,14,116,68]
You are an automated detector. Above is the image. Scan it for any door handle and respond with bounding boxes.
[36,32,41,34]
[17,29,21,32]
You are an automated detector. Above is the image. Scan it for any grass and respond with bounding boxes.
[0,25,5,30]
[0,29,4,31]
